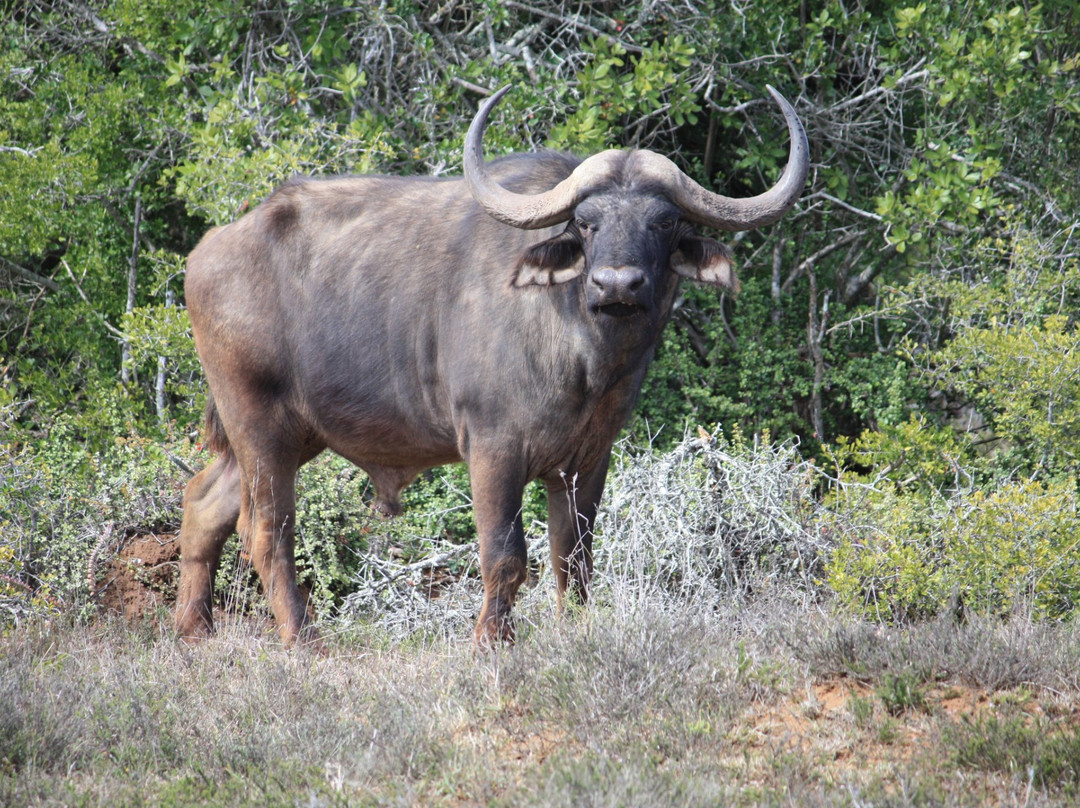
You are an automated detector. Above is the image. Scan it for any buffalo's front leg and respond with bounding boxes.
[544,453,609,610]
[469,454,528,646]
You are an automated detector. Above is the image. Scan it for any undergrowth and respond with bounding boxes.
[2,602,1079,806]
[6,423,1080,635]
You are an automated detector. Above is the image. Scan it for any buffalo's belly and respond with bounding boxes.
[316,407,459,468]
[323,428,460,518]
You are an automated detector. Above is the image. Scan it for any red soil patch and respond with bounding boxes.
[93,532,180,620]
[89,531,321,628]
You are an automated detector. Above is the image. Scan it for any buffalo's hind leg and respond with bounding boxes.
[175,453,241,640]
[235,447,319,647]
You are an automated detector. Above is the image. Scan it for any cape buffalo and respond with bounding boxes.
[175,85,808,646]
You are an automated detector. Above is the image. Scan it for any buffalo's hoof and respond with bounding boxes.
[473,615,515,649]
[174,606,214,644]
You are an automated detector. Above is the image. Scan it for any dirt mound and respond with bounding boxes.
[93,532,180,620]
[87,531,459,627]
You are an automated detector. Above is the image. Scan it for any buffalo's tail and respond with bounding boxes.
[203,392,232,456]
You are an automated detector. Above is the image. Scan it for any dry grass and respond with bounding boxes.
[3,601,1080,807]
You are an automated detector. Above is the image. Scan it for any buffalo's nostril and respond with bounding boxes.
[590,267,618,292]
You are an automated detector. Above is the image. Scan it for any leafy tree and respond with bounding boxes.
[4,0,1077,455]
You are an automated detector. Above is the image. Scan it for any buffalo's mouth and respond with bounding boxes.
[592,302,646,318]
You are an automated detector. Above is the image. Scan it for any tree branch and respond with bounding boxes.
[450,76,493,96]
[0,145,44,157]
[826,60,929,115]
[61,258,125,340]
[0,257,61,291]
[502,1,642,54]
[807,191,884,222]
[782,231,862,295]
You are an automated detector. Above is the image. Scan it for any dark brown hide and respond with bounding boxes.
[176,90,807,646]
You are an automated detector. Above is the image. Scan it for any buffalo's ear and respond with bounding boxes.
[513,228,585,287]
[671,234,739,293]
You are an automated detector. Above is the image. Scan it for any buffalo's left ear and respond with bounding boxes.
[513,227,585,288]
[671,234,739,293]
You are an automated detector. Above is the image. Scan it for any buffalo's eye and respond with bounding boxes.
[576,218,593,233]
[653,218,675,232]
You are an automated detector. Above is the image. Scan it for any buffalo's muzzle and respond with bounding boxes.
[588,266,650,316]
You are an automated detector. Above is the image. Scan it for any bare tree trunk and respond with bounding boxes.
[155,285,174,425]
[771,238,784,328]
[807,269,829,441]
[121,197,141,384]
[703,110,718,183]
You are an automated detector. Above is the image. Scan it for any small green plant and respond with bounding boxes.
[877,716,901,745]
[848,693,875,729]
[876,671,929,716]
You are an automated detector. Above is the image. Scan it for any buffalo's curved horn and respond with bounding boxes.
[633,86,809,231]
[464,85,622,230]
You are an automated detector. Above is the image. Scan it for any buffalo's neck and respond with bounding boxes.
[579,316,663,396]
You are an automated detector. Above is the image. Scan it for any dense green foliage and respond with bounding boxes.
[2,1,1079,624]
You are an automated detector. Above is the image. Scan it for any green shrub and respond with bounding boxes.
[826,477,1080,622]
[932,314,1080,478]
[823,414,1080,622]
[876,670,930,716]
[946,714,1080,795]
[0,423,196,623]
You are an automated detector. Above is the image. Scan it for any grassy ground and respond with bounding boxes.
[4,434,1080,805]
[3,598,1079,807]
